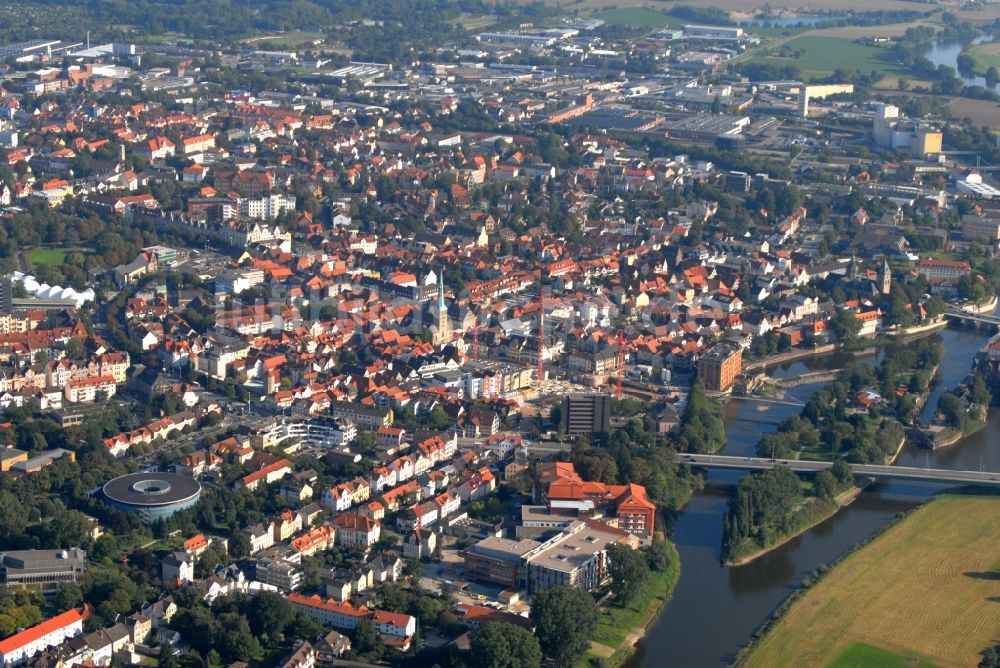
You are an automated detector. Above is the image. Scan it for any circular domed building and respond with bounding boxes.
[103,472,201,523]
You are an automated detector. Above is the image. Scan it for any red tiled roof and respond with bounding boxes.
[0,606,89,655]
[371,609,413,628]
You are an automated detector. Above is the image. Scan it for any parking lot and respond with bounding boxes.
[418,547,530,615]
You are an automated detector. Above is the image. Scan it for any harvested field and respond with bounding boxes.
[948,97,1000,130]
[809,20,939,39]
[873,75,936,91]
[743,495,1000,668]
[627,0,925,11]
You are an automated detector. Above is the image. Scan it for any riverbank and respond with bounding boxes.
[968,294,999,314]
[724,485,863,567]
[724,358,915,568]
[928,416,988,449]
[739,494,1000,668]
[745,320,946,372]
[586,542,681,667]
[639,325,996,668]
[887,434,907,464]
[959,41,1000,80]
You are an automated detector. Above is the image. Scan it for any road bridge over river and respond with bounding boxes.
[943,306,1000,328]
[680,453,1000,487]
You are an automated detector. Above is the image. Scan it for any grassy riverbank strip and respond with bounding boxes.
[725,485,861,567]
[736,494,1000,667]
[583,542,681,667]
[731,505,919,666]
[930,416,987,449]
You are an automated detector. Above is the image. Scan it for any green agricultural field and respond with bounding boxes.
[744,495,1000,668]
[594,7,683,29]
[744,35,905,78]
[248,30,326,47]
[27,248,67,269]
[827,642,938,668]
[451,13,497,29]
[966,41,1000,72]
[751,24,812,38]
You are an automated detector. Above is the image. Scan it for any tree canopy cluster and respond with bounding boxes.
[171,590,322,664]
[676,379,726,454]
[722,467,803,560]
[758,337,943,463]
[530,586,599,667]
[469,622,542,668]
[569,414,701,518]
[606,542,649,605]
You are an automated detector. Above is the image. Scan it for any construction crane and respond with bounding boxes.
[537,292,545,385]
[615,330,625,401]
[472,312,479,361]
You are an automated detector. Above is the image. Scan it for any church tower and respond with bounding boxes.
[879,256,892,295]
[433,271,450,345]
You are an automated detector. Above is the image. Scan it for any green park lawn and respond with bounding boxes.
[26,248,67,269]
[584,542,680,667]
[252,30,326,47]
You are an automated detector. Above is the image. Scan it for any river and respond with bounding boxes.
[923,35,999,92]
[632,325,995,667]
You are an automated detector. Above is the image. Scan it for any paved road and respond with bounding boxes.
[943,306,1000,326]
[680,453,1000,487]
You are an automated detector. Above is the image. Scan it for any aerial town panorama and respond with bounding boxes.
[0,0,998,667]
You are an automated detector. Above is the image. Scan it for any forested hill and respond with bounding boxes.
[0,0,553,54]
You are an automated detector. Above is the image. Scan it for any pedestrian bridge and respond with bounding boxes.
[680,453,1000,487]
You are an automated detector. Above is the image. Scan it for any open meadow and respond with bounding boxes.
[826,642,939,668]
[967,40,1000,72]
[595,7,683,28]
[241,31,326,47]
[743,494,1000,668]
[809,20,940,39]
[744,35,906,78]
[533,0,940,10]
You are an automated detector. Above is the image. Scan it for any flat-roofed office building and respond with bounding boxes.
[0,548,86,595]
[560,393,611,436]
[523,520,629,593]
[463,536,540,588]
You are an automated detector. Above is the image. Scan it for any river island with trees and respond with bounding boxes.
[719,334,970,564]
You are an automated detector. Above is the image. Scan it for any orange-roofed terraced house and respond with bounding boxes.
[288,594,416,651]
[0,605,89,666]
[534,462,656,540]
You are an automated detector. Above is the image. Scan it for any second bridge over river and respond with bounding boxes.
[680,453,1000,487]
